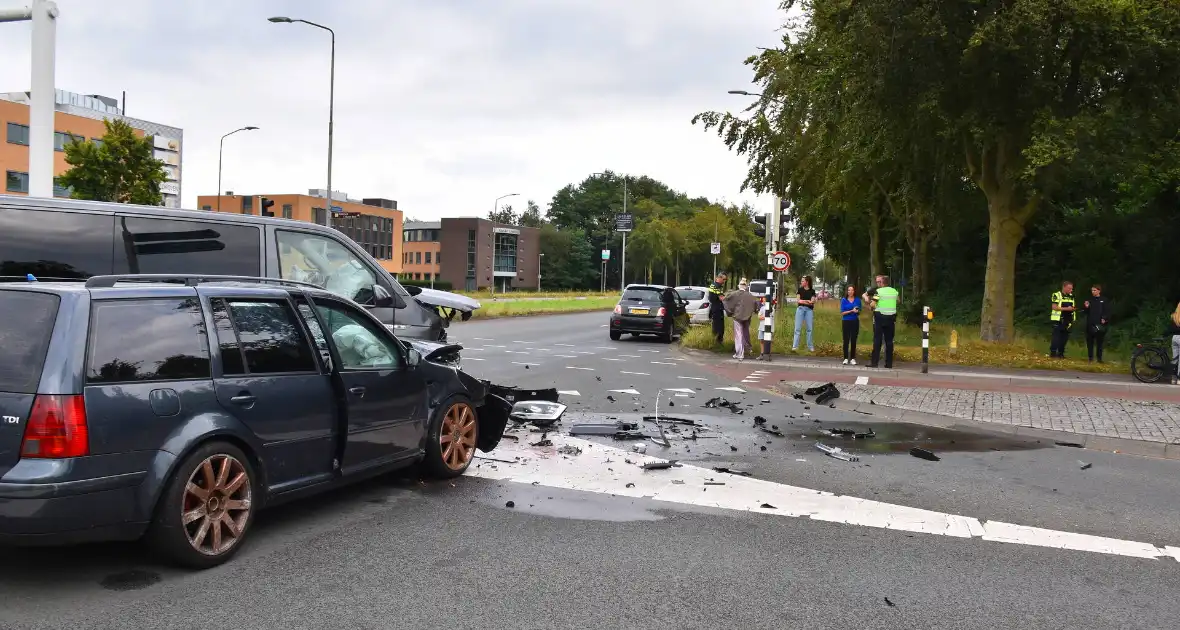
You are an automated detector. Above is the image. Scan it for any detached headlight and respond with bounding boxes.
[508,401,567,427]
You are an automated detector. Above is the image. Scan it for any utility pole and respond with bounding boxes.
[620,177,628,292]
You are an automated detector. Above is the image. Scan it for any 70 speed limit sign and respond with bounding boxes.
[771,250,791,272]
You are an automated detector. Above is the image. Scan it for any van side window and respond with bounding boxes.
[113,216,261,276]
[87,298,211,384]
[0,208,114,279]
[276,230,378,305]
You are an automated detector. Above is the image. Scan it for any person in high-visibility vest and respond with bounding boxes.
[1049,281,1077,359]
[707,272,728,345]
[864,274,899,368]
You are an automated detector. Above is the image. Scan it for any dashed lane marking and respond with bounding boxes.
[618,354,641,359]
[716,387,746,393]
[608,389,642,395]
[661,388,695,394]
[651,361,677,366]
[620,371,649,376]
[472,337,494,341]
[678,376,707,381]
[566,366,595,371]
[554,343,575,347]
[601,358,624,362]
[553,355,578,358]
[557,390,581,396]
[471,436,1180,564]
[511,362,540,367]
[504,350,529,355]
[464,357,486,361]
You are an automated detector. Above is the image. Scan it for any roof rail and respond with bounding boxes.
[0,276,86,283]
[83,274,324,290]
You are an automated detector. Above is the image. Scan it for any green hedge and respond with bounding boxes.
[400,279,453,291]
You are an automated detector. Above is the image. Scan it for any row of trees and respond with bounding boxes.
[490,171,816,291]
[694,0,1180,346]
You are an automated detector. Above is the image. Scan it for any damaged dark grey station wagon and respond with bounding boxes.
[0,274,554,569]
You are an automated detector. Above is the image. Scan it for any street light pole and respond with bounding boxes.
[538,252,544,290]
[217,126,258,212]
[269,16,335,226]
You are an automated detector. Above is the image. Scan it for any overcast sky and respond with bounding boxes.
[0,0,785,220]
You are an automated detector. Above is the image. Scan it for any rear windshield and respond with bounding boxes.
[621,288,664,302]
[0,290,59,393]
[677,289,705,300]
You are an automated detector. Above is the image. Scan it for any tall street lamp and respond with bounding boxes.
[538,252,544,290]
[493,192,519,218]
[590,172,629,291]
[269,16,335,226]
[217,126,258,212]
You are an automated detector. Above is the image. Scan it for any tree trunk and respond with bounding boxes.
[979,205,1028,342]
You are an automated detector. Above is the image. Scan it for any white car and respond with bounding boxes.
[675,285,713,325]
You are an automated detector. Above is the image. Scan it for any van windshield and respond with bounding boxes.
[0,290,59,393]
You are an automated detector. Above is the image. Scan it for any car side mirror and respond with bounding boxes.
[508,401,567,427]
[405,346,422,368]
[372,284,396,308]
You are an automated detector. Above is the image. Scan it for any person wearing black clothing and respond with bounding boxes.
[1081,284,1110,363]
[707,272,728,345]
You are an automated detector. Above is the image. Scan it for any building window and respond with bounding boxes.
[241,196,253,215]
[52,177,72,198]
[91,138,104,147]
[5,170,29,193]
[414,272,421,280]
[415,251,422,265]
[494,233,518,274]
[54,131,82,152]
[6,123,29,146]
[281,204,293,219]
[425,252,432,265]
[201,205,212,211]
[466,229,477,278]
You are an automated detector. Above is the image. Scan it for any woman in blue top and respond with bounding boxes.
[839,284,863,365]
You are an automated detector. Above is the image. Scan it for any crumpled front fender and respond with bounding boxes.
[476,394,511,452]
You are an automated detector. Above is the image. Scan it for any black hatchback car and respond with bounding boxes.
[0,274,521,568]
[609,284,690,342]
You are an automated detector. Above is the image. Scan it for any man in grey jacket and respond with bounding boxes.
[724,278,762,360]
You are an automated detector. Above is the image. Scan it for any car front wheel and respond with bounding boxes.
[424,396,479,478]
[147,441,257,569]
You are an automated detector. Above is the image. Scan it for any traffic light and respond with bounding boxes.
[753,213,768,238]
[260,196,275,217]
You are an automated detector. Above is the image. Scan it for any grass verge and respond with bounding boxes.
[469,296,617,319]
[681,301,1127,374]
[458,289,618,300]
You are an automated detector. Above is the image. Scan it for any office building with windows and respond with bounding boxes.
[438,217,540,291]
[401,220,441,283]
[1,90,184,207]
[196,189,403,276]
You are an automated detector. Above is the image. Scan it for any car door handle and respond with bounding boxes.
[230,394,256,405]
[349,386,367,397]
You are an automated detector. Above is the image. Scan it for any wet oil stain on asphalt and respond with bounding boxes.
[802,421,1051,455]
[99,569,161,591]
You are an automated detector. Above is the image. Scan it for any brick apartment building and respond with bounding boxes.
[438,217,540,291]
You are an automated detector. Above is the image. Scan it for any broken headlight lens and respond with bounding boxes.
[508,401,567,426]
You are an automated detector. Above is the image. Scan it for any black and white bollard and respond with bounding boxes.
[921,305,931,374]
[759,271,775,361]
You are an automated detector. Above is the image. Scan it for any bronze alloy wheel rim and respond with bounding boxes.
[182,454,252,556]
[440,402,477,471]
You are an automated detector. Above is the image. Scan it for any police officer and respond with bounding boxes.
[1049,281,1077,359]
[865,275,899,368]
[708,272,728,345]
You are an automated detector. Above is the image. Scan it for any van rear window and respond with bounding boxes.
[0,290,59,393]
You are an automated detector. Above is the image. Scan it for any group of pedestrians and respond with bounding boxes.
[1049,281,1112,362]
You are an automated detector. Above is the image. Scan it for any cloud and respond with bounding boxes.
[0,0,785,219]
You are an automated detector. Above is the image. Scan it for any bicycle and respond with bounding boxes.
[1130,337,1178,384]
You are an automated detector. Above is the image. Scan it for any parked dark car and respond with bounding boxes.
[0,274,537,569]
[609,284,690,342]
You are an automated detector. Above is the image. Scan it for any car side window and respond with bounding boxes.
[219,299,318,375]
[276,230,378,305]
[87,298,211,384]
[312,298,403,369]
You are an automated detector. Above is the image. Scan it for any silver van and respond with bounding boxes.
[0,195,479,341]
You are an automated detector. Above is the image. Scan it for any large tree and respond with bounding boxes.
[696,0,1180,342]
[58,119,167,205]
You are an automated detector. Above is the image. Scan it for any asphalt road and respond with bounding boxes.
[3,311,1180,629]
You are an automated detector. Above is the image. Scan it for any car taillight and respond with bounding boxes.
[657,307,667,317]
[614,305,622,314]
[21,394,89,459]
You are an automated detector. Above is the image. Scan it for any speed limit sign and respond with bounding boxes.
[771,251,791,272]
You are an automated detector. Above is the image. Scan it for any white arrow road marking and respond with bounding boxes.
[716,386,746,393]
[557,390,581,396]
[678,376,708,381]
[609,389,642,395]
[470,436,1180,563]
[620,371,649,376]
[566,366,595,371]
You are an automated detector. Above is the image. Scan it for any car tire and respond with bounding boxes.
[609,330,622,341]
[423,396,479,479]
[660,330,673,343]
[146,441,258,570]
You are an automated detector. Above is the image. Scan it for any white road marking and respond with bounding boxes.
[639,350,661,354]
[511,362,540,367]
[504,350,529,355]
[471,436,1180,564]
[553,354,578,358]
[554,343,575,347]
[678,376,707,381]
[601,358,624,362]
[513,341,534,345]
[464,357,486,361]
[472,337,494,341]
[557,390,581,396]
[855,376,870,385]
[716,387,746,393]
[651,361,677,366]
[741,380,760,384]
[620,371,649,376]
[485,345,507,348]
[566,366,595,371]
[618,354,641,359]
[661,388,695,394]
[572,351,596,355]
[609,389,642,395]
[594,347,615,350]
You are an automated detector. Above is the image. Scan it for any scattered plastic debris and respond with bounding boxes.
[1079,461,1093,470]
[671,480,685,485]
[793,393,805,400]
[761,399,771,404]
[642,415,698,426]
[625,482,635,488]
[704,397,744,414]
[1055,441,1084,448]
[729,445,738,452]
[712,467,753,477]
[760,427,785,438]
[632,443,648,454]
[530,438,553,447]
[505,501,516,508]
[476,454,519,463]
[642,460,679,470]
[557,445,583,456]
[753,415,768,426]
[909,447,940,461]
[704,481,725,486]
[760,503,777,509]
[815,442,860,462]
[884,597,896,608]
[826,428,856,436]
